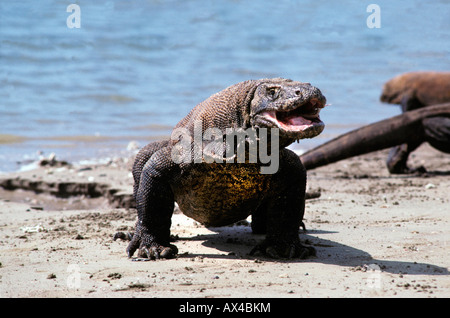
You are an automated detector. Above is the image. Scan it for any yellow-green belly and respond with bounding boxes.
[172,163,271,227]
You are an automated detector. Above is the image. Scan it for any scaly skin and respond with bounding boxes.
[120,78,326,260]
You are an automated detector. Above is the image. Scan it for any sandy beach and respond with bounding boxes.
[0,143,449,298]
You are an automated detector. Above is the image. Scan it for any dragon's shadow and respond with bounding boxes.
[176,224,448,276]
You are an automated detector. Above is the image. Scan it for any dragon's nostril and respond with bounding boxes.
[295,90,301,96]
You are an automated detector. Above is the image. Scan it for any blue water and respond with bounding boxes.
[1,0,449,172]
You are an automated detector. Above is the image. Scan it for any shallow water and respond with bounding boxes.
[1,0,449,172]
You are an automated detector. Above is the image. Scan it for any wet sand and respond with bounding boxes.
[0,143,449,298]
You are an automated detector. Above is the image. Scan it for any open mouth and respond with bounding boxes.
[259,98,325,134]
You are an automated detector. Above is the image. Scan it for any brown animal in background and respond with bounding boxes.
[380,71,450,173]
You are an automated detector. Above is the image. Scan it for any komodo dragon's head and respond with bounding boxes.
[249,78,326,143]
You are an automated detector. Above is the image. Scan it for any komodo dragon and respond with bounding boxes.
[380,71,450,173]
[116,78,327,260]
[300,72,450,173]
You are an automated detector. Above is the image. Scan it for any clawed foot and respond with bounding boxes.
[388,164,427,175]
[387,145,427,175]
[249,238,316,259]
[113,228,178,260]
[134,243,178,260]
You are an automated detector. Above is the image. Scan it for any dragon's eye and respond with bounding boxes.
[266,87,279,99]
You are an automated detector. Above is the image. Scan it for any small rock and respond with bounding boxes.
[74,234,84,240]
[108,273,122,280]
[127,141,140,151]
